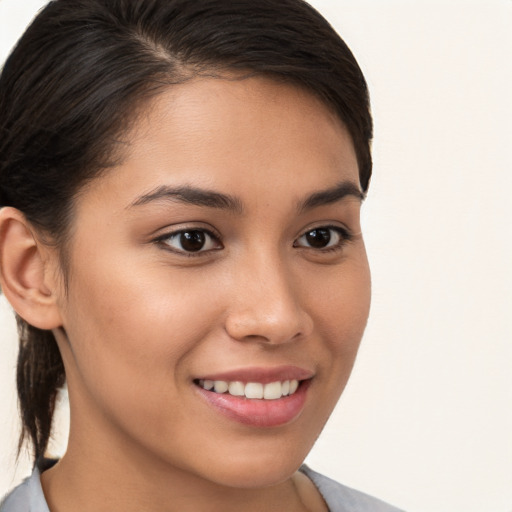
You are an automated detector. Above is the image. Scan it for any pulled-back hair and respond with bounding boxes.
[0,0,372,464]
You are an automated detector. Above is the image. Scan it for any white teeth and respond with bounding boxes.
[263,381,282,400]
[245,382,264,399]
[198,378,301,399]
[214,380,228,393]
[228,381,245,396]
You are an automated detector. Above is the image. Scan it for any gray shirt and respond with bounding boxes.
[1,461,404,512]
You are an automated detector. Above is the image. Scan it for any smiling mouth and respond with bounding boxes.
[195,379,301,400]
[194,373,312,427]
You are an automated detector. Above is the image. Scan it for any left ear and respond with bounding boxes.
[0,207,63,330]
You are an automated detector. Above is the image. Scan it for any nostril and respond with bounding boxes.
[224,305,313,345]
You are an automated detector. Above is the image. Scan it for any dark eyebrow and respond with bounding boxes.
[128,185,244,214]
[298,181,365,212]
[129,180,362,214]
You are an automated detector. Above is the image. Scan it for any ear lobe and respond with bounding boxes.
[0,207,63,330]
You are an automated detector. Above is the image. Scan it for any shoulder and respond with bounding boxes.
[0,460,54,512]
[0,473,41,512]
[300,465,405,512]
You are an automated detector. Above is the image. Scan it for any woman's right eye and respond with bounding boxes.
[156,229,222,255]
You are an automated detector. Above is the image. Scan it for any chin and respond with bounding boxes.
[187,437,311,489]
[205,459,302,489]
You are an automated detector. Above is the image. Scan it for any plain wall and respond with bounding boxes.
[1,1,511,511]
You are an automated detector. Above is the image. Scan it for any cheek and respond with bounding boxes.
[309,253,371,395]
[60,258,223,406]
[58,268,228,453]
[316,254,371,346]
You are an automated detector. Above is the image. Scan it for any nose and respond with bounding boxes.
[224,253,314,345]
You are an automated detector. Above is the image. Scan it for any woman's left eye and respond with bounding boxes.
[156,229,222,254]
[294,226,350,250]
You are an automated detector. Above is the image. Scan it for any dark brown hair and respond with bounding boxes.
[0,0,372,464]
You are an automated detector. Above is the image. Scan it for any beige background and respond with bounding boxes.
[1,1,511,510]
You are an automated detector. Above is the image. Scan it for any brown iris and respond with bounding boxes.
[305,228,331,248]
[180,231,206,252]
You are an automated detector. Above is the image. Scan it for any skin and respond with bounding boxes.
[9,76,371,511]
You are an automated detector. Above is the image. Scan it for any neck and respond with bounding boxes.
[40,431,325,512]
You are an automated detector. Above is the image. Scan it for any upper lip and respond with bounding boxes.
[196,365,314,384]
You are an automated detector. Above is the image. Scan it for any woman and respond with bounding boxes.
[0,0,402,510]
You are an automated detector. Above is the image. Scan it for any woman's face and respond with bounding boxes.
[53,76,371,487]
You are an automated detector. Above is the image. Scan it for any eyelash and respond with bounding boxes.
[293,225,353,252]
[153,228,222,257]
[154,225,352,257]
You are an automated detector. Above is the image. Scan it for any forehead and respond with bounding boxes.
[80,76,360,210]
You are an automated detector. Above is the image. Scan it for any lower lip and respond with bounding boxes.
[195,380,311,428]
